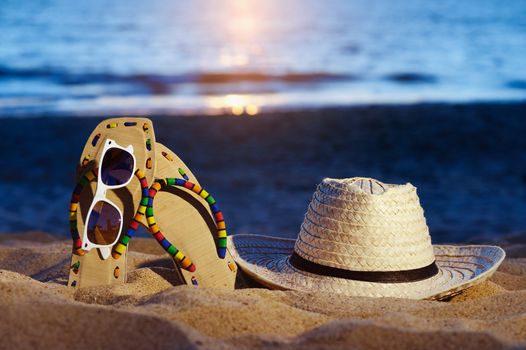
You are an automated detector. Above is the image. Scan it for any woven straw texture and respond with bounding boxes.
[227,178,505,300]
[298,178,434,271]
[228,235,505,300]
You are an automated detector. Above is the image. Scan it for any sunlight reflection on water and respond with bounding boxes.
[208,94,261,116]
[0,0,525,116]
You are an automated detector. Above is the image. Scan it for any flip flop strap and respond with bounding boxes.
[158,172,228,259]
[116,172,228,262]
[69,169,194,272]
[111,170,196,272]
[109,169,148,259]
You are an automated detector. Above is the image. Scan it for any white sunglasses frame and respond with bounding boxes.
[81,138,136,259]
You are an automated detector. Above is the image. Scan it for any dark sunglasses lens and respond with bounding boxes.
[86,201,121,245]
[101,148,134,186]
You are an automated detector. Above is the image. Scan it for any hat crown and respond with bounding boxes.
[294,177,435,272]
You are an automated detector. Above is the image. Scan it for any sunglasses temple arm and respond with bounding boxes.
[69,169,98,255]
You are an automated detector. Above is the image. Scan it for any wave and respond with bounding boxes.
[0,65,356,95]
[0,65,446,99]
[507,80,526,90]
[384,73,437,84]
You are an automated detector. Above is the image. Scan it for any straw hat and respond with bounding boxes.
[227,178,505,300]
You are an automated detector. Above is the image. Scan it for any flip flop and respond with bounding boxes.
[67,118,156,288]
[112,142,237,289]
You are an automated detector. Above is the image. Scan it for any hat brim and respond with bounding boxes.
[227,234,505,300]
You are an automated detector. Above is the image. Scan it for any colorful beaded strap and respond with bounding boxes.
[109,168,148,259]
[114,168,227,266]
[153,169,228,259]
[69,168,194,272]
[112,170,196,272]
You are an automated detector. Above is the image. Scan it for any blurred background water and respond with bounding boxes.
[0,0,525,116]
[0,0,525,243]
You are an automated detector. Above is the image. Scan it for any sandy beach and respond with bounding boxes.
[1,104,525,348]
[0,231,524,349]
[1,1,525,348]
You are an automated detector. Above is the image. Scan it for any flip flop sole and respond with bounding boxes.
[68,118,156,288]
[152,142,237,289]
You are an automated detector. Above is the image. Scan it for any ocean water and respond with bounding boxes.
[0,1,525,244]
[1,0,525,116]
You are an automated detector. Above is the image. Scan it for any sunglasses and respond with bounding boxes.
[81,138,136,259]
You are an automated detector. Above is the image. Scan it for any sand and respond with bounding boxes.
[0,232,524,349]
